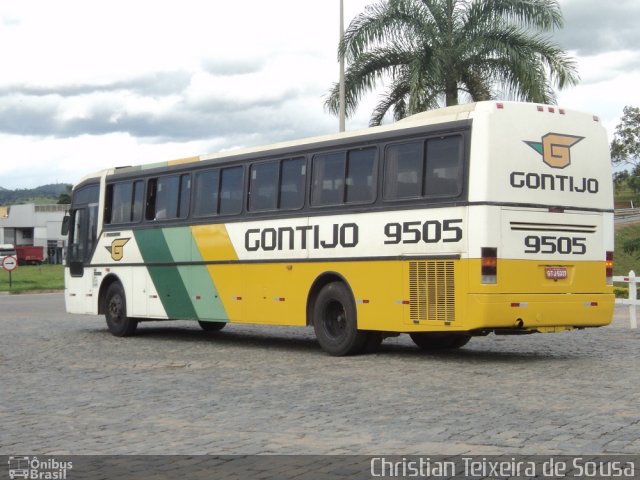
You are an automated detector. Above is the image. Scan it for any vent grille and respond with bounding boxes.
[409,261,455,322]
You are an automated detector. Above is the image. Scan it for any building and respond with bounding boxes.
[0,204,69,264]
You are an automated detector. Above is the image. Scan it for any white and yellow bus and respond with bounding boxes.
[63,101,614,355]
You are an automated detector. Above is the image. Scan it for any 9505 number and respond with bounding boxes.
[384,219,463,244]
[524,235,587,255]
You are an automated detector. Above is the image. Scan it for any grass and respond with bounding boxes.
[615,184,639,207]
[0,264,64,293]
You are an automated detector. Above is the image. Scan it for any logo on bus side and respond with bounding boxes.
[524,133,584,169]
[106,238,130,261]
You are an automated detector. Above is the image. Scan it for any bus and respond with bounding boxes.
[62,101,614,355]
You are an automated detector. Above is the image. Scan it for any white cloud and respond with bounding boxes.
[557,50,640,139]
[0,0,637,189]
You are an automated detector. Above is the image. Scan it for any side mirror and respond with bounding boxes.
[61,215,70,236]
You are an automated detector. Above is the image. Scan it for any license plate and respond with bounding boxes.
[545,267,568,279]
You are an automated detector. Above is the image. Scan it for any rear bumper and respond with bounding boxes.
[467,293,614,331]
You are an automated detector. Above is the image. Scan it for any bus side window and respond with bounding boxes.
[88,202,99,254]
[144,174,190,221]
[111,182,133,224]
[219,166,244,215]
[384,141,423,200]
[425,136,463,197]
[346,148,376,203]
[178,174,191,218]
[193,169,220,217]
[249,161,279,212]
[105,180,145,224]
[132,180,145,222]
[104,185,114,224]
[155,175,180,220]
[311,152,346,206]
[145,179,158,221]
[249,157,307,212]
[279,157,306,210]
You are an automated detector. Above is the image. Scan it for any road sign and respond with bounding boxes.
[2,255,18,272]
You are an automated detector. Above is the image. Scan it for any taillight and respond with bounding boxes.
[606,251,613,285]
[481,247,498,284]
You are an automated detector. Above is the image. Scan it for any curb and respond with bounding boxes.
[0,289,64,295]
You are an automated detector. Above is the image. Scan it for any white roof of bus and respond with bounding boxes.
[198,102,478,162]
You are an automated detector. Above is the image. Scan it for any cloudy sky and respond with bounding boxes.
[1,0,639,190]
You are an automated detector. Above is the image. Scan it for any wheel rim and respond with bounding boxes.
[323,299,347,340]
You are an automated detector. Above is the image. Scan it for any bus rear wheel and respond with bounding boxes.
[198,320,226,332]
[313,282,368,356]
[104,282,138,337]
[409,332,471,350]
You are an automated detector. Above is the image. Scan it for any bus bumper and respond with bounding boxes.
[466,293,615,331]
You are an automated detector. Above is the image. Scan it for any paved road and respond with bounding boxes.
[1,293,639,455]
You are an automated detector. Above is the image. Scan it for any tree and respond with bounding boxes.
[611,106,640,167]
[326,0,579,126]
[613,170,630,189]
[57,185,72,205]
[627,170,640,199]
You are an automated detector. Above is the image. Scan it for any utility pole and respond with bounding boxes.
[339,0,346,132]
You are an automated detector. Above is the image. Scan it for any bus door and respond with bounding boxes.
[63,183,100,313]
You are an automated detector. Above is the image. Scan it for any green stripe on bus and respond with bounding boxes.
[163,228,229,321]
[134,228,174,264]
[140,161,169,170]
[134,229,197,320]
[162,227,192,263]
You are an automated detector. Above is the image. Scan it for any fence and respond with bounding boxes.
[613,270,639,329]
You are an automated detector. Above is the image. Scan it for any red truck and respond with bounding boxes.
[15,245,45,265]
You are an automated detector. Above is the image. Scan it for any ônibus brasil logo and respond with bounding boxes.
[8,456,73,479]
[524,133,584,169]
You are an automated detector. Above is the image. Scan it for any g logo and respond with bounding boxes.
[525,133,584,169]
[106,238,130,261]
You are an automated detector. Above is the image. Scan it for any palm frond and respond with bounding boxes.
[464,0,563,33]
[327,0,578,124]
[325,45,417,117]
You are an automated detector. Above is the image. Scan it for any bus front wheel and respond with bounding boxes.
[409,332,471,350]
[313,282,368,356]
[104,282,138,337]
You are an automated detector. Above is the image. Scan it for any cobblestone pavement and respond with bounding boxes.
[1,293,639,455]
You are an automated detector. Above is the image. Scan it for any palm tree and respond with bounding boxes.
[326,0,579,126]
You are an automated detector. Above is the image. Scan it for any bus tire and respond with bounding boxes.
[313,282,368,356]
[104,282,138,337]
[198,320,226,332]
[409,332,471,350]
[448,335,471,349]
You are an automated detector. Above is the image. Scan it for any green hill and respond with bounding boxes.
[0,183,72,205]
